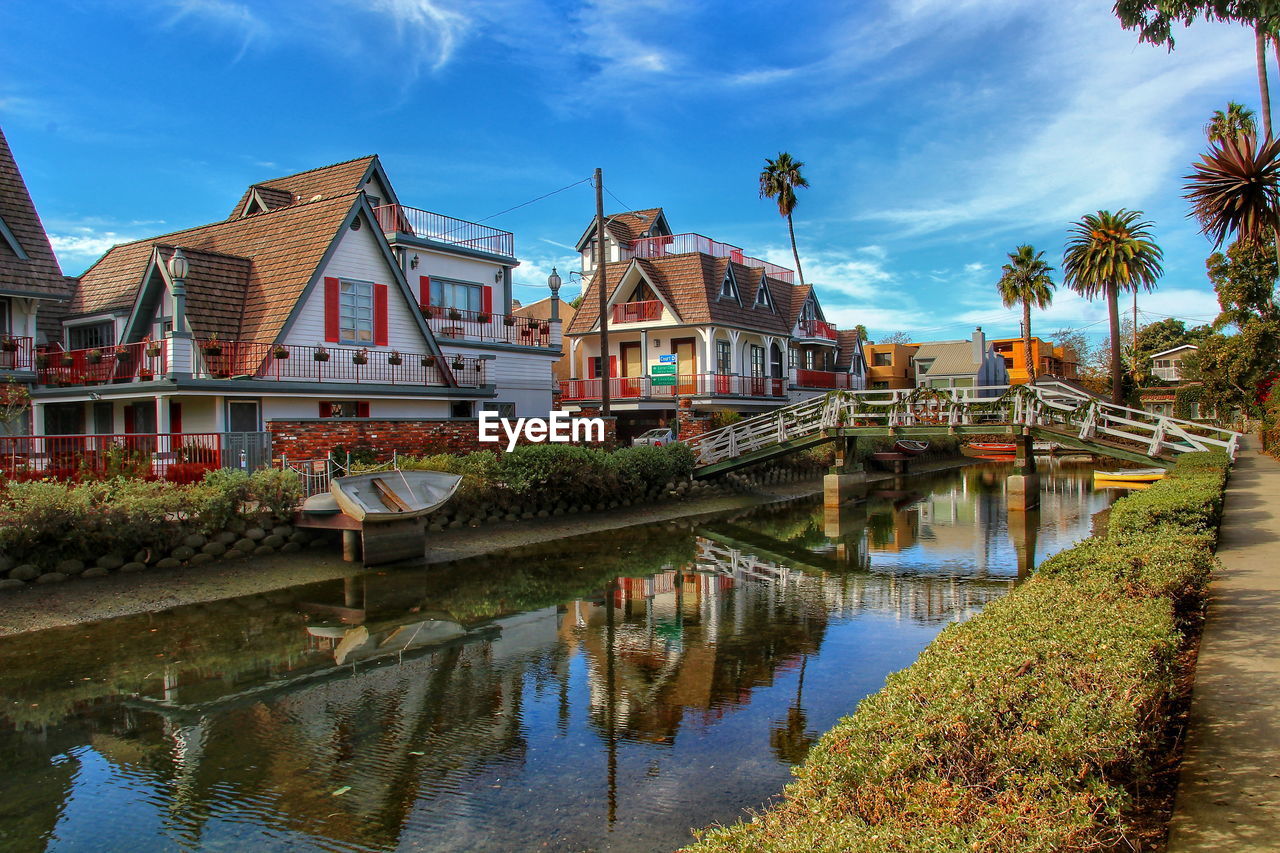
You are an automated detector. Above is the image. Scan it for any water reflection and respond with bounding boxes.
[0,461,1111,853]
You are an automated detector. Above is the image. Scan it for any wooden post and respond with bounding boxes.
[1009,429,1040,510]
[342,529,360,562]
[825,435,865,508]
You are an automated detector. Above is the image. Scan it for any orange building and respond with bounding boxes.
[989,337,1078,385]
[863,343,919,389]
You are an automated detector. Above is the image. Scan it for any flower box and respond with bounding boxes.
[503,316,518,327]
[477,312,491,324]
[145,345,162,358]
[421,355,437,367]
[272,346,290,359]
[352,351,369,365]
[421,305,436,319]
[448,308,463,321]
[87,349,103,365]
[314,348,330,362]
[388,352,403,366]
[60,354,75,367]
[0,339,17,353]
[451,358,465,370]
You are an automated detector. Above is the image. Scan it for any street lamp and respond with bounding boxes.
[548,266,563,322]
[167,248,190,335]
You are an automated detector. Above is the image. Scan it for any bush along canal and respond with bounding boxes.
[0,459,1116,852]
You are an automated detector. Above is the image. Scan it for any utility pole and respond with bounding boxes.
[595,167,611,417]
[1132,290,1140,379]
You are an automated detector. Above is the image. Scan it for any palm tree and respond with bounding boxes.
[1185,134,1280,247]
[1206,101,1258,142]
[996,246,1056,383]
[1062,210,1164,404]
[759,153,809,286]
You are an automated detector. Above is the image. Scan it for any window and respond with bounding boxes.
[339,279,374,343]
[68,322,114,351]
[483,401,516,418]
[804,350,814,370]
[1003,357,1014,369]
[873,352,892,367]
[716,340,732,374]
[871,381,890,390]
[754,283,772,309]
[451,400,474,418]
[319,401,370,418]
[952,377,974,388]
[930,378,950,389]
[430,278,483,313]
[719,269,739,301]
[788,348,798,369]
[916,358,935,374]
[749,345,765,378]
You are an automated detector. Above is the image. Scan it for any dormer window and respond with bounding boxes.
[754,282,773,310]
[720,267,740,302]
[0,216,25,258]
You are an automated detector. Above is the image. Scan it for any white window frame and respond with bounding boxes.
[339,278,375,344]
[429,277,483,313]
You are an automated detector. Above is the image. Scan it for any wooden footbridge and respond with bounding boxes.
[684,381,1244,478]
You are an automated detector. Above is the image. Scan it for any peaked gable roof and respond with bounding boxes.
[835,330,867,371]
[74,192,364,343]
[912,340,982,375]
[0,126,70,299]
[228,155,378,219]
[574,207,669,251]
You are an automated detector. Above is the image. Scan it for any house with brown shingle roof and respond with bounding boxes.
[0,126,71,391]
[31,155,563,445]
[561,210,866,439]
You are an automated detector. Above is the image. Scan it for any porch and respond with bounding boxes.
[0,430,271,483]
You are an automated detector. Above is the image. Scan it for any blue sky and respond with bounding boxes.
[0,0,1264,343]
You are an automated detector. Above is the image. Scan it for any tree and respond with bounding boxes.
[1063,209,1165,404]
[853,324,869,343]
[1185,134,1280,249]
[996,245,1056,381]
[1114,1,1279,137]
[569,293,585,310]
[1206,101,1258,141]
[1206,237,1280,325]
[881,330,913,345]
[759,152,809,286]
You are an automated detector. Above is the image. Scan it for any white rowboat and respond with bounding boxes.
[330,470,462,523]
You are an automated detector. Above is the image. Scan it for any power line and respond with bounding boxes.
[603,185,633,214]
[472,175,594,225]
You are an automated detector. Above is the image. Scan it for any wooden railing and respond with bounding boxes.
[0,336,34,372]
[626,233,795,282]
[612,301,663,323]
[420,307,553,347]
[198,340,487,387]
[36,340,167,386]
[373,204,515,258]
[793,369,853,389]
[559,373,786,401]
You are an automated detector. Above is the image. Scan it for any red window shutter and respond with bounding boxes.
[482,285,493,315]
[587,358,597,379]
[169,402,182,434]
[609,355,618,378]
[324,277,341,342]
[319,402,333,418]
[356,401,370,418]
[374,284,389,346]
[419,275,431,306]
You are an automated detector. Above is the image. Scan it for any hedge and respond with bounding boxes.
[687,451,1229,852]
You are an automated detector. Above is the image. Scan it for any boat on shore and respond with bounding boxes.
[1093,467,1166,484]
[964,441,1017,455]
[893,439,930,456]
[330,470,462,523]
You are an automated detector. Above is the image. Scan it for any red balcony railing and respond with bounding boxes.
[0,432,224,483]
[794,369,853,389]
[0,336,34,372]
[421,307,552,347]
[627,233,795,283]
[198,340,487,388]
[373,204,515,258]
[36,340,167,386]
[559,374,785,401]
[798,319,838,341]
[612,301,663,323]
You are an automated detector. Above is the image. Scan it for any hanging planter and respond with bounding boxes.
[421,305,436,319]
[448,307,463,321]
[112,346,128,360]
[0,338,17,353]
[421,355,437,368]
[503,316,518,327]
[59,353,75,367]
[352,349,369,365]
[201,335,222,356]
[145,344,162,358]
[34,353,49,369]
[87,349,103,365]
[314,347,330,362]
[526,317,539,328]
[388,351,403,366]
[451,357,465,370]
[476,312,491,324]
[272,345,290,359]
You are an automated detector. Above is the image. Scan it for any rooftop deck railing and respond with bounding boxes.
[0,336,34,372]
[373,204,515,258]
[197,340,487,387]
[626,233,796,283]
[612,301,663,324]
[36,340,167,386]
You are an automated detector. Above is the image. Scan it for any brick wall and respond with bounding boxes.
[676,406,713,442]
[269,416,617,462]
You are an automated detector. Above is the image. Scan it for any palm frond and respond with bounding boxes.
[1184,134,1280,246]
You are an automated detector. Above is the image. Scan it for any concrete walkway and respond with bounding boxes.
[1168,437,1280,851]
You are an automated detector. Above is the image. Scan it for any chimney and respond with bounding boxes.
[971,326,985,365]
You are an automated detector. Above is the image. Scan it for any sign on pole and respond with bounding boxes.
[650,365,677,375]
[658,354,677,364]
[650,375,678,386]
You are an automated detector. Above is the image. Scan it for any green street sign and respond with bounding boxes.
[650,375,678,386]
[650,364,677,375]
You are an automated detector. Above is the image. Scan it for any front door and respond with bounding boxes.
[619,342,642,397]
[673,337,696,395]
[227,400,260,433]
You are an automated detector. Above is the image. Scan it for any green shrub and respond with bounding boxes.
[245,468,303,522]
[688,451,1230,852]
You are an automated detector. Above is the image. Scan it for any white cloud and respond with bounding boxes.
[160,0,267,61]
[354,0,470,73]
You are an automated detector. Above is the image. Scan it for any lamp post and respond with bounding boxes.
[167,248,190,335]
[548,266,562,322]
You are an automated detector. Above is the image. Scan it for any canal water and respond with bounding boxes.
[0,460,1113,853]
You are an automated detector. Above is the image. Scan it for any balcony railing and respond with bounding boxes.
[797,320,838,341]
[420,307,553,347]
[197,340,487,387]
[559,373,786,401]
[373,204,514,258]
[625,233,795,283]
[0,432,230,483]
[612,301,663,324]
[1152,366,1183,382]
[36,340,167,386]
[793,369,853,389]
[0,336,34,372]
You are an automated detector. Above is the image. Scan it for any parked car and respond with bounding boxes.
[632,428,675,447]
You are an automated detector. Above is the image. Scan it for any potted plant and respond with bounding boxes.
[421,355,437,367]
[448,307,463,321]
[476,311,491,324]
[112,346,128,360]
[145,340,162,358]
[503,315,518,327]
[201,335,222,356]
[388,351,403,366]
[272,344,290,359]
[314,346,330,362]
[526,317,539,328]
[87,348,103,365]
[60,352,75,367]
[451,357,465,370]
[421,305,436,319]
[0,338,17,353]
[138,367,154,381]
[352,348,369,365]
[34,353,49,369]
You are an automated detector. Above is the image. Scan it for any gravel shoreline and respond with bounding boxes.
[0,457,977,638]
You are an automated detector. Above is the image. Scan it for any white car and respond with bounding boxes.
[632,428,675,447]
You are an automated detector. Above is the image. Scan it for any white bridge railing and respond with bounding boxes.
[684,382,1244,468]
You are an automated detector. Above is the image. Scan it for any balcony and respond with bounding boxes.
[37,340,167,386]
[1152,366,1183,382]
[792,368,854,390]
[0,336,35,372]
[612,301,663,324]
[624,233,795,283]
[373,204,514,258]
[559,373,786,402]
[797,319,838,341]
[420,307,554,347]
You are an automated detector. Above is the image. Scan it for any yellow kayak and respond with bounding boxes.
[1093,468,1166,483]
